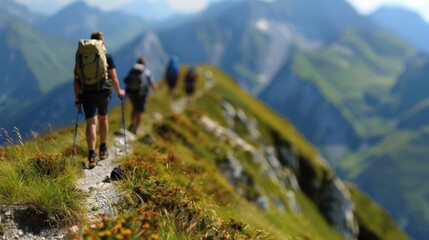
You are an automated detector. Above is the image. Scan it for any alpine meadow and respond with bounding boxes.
[1,0,429,239]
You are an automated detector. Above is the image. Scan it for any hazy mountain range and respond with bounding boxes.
[2,0,429,238]
[371,6,429,53]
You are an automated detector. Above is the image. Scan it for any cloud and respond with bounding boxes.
[166,0,209,12]
[85,0,134,10]
[16,0,211,13]
[14,0,429,22]
[346,0,429,21]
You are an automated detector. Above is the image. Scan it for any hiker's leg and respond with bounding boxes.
[97,90,111,145]
[131,110,138,129]
[86,117,97,151]
[128,110,135,132]
[130,95,145,134]
[81,92,98,151]
[128,96,137,133]
[99,115,109,145]
[133,111,142,133]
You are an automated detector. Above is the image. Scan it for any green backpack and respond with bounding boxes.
[75,39,108,86]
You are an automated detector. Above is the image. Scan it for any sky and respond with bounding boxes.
[14,0,429,22]
[348,0,429,21]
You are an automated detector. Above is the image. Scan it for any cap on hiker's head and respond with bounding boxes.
[137,56,146,65]
[91,32,104,42]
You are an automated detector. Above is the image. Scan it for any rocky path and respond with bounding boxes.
[75,129,136,224]
[0,129,136,240]
[0,68,215,239]
[171,69,215,113]
[73,68,215,235]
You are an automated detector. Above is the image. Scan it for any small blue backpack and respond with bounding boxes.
[166,56,180,77]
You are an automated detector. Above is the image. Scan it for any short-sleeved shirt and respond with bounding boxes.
[106,53,115,70]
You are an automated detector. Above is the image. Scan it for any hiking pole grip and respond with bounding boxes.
[71,107,82,162]
[120,97,128,157]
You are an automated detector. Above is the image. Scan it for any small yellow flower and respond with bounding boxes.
[97,230,112,237]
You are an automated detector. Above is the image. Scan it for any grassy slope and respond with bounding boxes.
[4,16,74,94]
[108,65,341,239]
[341,127,429,237]
[347,183,409,240]
[0,65,407,239]
[293,29,414,138]
[299,30,429,238]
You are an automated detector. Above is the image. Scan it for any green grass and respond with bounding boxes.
[0,65,408,239]
[0,128,85,225]
[291,28,414,139]
[340,128,429,237]
[347,183,410,240]
[3,15,74,94]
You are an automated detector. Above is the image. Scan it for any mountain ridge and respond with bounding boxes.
[0,0,427,238]
[371,6,429,53]
[0,64,409,239]
[34,0,147,51]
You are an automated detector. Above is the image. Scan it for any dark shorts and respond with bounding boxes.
[185,85,195,95]
[128,93,147,113]
[167,75,178,89]
[81,90,111,119]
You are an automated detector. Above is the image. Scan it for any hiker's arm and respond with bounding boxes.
[149,74,158,90]
[151,82,158,90]
[109,68,125,98]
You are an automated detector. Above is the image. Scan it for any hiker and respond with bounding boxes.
[165,55,180,98]
[74,31,125,169]
[124,56,157,134]
[184,66,197,104]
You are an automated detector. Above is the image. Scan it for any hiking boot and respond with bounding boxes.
[99,146,109,160]
[88,154,97,169]
[128,125,137,135]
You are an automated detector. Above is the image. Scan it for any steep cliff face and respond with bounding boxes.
[207,98,359,238]
[191,66,406,239]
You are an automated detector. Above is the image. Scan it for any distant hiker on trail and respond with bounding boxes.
[74,31,125,169]
[124,56,157,134]
[165,55,180,98]
[184,66,198,104]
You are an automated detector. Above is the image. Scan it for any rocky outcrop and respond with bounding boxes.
[203,100,359,239]
[277,140,359,239]
[318,177,359,239]
[0,204,66,240]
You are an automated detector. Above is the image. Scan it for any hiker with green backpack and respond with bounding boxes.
[73,32,125,169]
[124,56,157,134]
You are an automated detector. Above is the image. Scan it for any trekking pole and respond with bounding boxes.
[71,107,82,162]
[120,97,128,157]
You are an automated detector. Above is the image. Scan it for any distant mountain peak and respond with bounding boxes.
[374,5,425,21]
[371,5,429,52]
[57,0,100,15]
[0,0,42,23]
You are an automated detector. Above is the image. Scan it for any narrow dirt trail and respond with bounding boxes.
[76,68,215,226]
[75,129,136,224]
[170,69,215,114]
